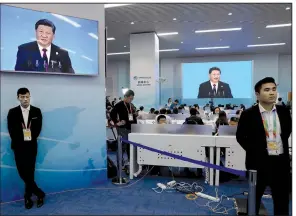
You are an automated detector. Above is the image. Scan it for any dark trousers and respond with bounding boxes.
[13,143,45,198]
[255,155,290,215]
[117,128,131,160]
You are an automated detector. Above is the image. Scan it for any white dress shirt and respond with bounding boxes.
[20,105,30,128]
[37,43,51,64]
[259,103,283,155]
[210,82,218,93]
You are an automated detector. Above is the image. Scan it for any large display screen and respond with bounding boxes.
[0,5,99,75]
[182,61,253,99]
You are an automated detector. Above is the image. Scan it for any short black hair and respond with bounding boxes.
[157,114,166,122]
[150,108,155,113]
[154,110,159,115]
[140,106,144,111]
[166,109,172,114]
[278,97,282,101]
[35,19,56,34]
[160,108,166,114]
[190,108,197,116]
[17,87,30,96]
[124,90,135,97]
[254,77,276,93]
[209,67,221,74]
[175,99,179,103]
[193,104,199,109]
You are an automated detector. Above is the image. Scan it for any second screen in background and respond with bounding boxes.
[182,61,253,99]
[0,4,99,75]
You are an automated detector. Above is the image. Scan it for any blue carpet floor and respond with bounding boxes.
[1,176,292,215]
[1,151,292,215]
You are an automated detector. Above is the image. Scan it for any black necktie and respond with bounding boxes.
[42,48,48,71]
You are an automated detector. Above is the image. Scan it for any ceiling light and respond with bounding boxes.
[195,28,242,33]
[104,4,131,8]
[196,46,230,50]
[124,46,127,48]
[257,36,261,39]
[157,32,178,36]
[181,41,183,44]
[159,49,179,52]
[107,37,115,41]
[173,18,177,21]
[247,43,286,47]
[107,52,130,56]
[131,22,135,25]
[286,7,290,10]
[266,23,291,28]
[228,13,232,15]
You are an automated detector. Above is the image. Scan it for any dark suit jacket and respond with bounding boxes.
[15,41,74,74]
[236,104,291,171]
[7,105,42,150]
[185,115,204,125]
[198,81,233,98]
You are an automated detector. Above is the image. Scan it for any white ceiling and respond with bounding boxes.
[105,3,292,61]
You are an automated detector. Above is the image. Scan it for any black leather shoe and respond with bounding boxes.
[36,197,44,208]
[24,197,33,209]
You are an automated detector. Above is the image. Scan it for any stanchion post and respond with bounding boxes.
[248,170,257,216]
[112,134,129,185]
[117,135,123,184]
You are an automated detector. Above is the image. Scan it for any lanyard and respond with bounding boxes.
[22,122,31,130]
[261,110,277,139]
[124,102,132,114]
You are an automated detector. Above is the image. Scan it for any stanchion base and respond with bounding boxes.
[112,177,129,185]
[234,198,267,215]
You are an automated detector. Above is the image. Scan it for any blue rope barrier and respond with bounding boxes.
[121,138,246,177]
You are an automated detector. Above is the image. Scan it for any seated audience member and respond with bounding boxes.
[166,109,172,114]
[157,114,167,124]
[112,98,117,107]
[149,108,155,114]
[213,107,221,115]
[155,108,172,124]
[173,107,179,114]
[215,111,229,129]
[229,117,239,126]
[240,104,246,111]
[154,110,159,115]
[166,98,172,108]
[178,106,184,114]
[277,97,286,106]
[184,108,204,125]
[137,106,147,119]
[203,103,210,111]
[170,99,179,110]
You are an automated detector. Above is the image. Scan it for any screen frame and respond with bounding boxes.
[0,4,100,77]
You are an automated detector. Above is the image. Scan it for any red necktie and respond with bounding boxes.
[42,48,48,72]
[213,84,217,95]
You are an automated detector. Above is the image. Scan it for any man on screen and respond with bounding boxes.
[15,19,74,73]
[198,67,233,98]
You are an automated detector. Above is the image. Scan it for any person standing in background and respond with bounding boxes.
[236,77,291,215]
[112,98,117,107]
[110,90,136,162]
[166,98,172,108]
[7,88,45,209]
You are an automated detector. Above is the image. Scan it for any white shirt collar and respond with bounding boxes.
[37,42,51,56]
[258,103,276,113]
[20,105,30,112]
[210,81,218,89]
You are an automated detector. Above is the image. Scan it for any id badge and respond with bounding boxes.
[23,129,32,141]
[267,141,279,155]
[128,114,133,121]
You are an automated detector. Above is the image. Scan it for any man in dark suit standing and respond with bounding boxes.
[236,77,291,215]
[15,19,74,74]
[198,67,233,98]
[7,88,45,209]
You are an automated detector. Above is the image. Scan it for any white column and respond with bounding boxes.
[130,33,159,109]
